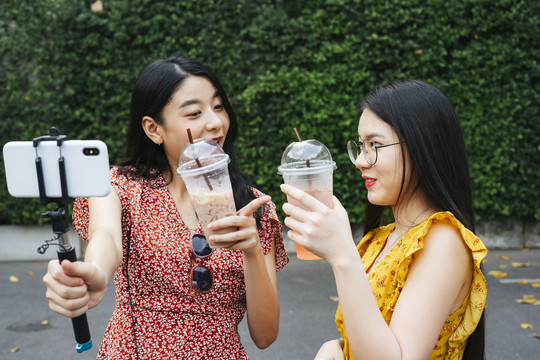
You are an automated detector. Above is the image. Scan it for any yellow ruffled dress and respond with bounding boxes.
[335,212,487,359]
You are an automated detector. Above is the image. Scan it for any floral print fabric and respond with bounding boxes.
[335,212,487,359]
[73,167,289,359]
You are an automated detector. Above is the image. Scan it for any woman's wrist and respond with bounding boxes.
[242,239,264,259]
[328,244,362,273]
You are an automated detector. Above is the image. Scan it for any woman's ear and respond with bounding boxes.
[141,116,163,145]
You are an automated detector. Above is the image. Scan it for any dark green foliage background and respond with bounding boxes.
[1,0,538,224]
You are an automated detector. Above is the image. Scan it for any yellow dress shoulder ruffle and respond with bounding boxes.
[335,211,487,359]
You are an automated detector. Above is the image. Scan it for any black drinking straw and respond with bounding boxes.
[187,129,213,191]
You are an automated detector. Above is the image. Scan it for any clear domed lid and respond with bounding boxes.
[178,138,225,167]
[280,139,333,164]
[278,139,336,174]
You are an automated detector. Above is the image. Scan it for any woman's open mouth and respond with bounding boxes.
[212,136,224,145]
[363,176,376,188]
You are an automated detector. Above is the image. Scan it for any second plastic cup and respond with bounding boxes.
[177,139,237,248]
[278,139,336,260]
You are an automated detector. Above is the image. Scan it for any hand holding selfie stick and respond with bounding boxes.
[34,127,93,353]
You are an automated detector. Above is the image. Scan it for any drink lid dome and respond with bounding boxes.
[178,138,225,166]
[278,139,336,174]
[177,138,230,176]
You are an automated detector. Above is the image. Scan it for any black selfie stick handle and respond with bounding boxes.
[34,127,92,353]
[57,246,93,353]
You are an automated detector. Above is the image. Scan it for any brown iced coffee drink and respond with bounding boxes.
[190,186,237,238]
[177,138,238,248]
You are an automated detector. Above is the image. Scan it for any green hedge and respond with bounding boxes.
[1,0,538,224]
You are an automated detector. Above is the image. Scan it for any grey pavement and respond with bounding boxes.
[1,248,539,359]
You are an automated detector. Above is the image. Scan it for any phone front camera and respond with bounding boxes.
[83,147,100,156]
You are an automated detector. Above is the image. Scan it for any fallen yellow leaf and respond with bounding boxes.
[10,347,19,353]
[27,271,33,276]
[521,323,534,329]
[41,320,49,326]
[531,283,540,288]
[517,280,529,284]
[515,295,540,305]
[9,275,19,283]
[500,255,509,260]
[499,264,508,269]
[329,296,339,302]
[511,262,530,267]
[488,270,507,278]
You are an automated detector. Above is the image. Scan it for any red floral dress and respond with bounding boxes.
[73,167,289,359]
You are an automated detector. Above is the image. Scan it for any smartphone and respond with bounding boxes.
[3,140,111,198]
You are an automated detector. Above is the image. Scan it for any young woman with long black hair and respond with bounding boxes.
[282,80,486,360]
[43,56,288,359]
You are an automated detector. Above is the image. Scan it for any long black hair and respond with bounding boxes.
[120,56,260,223]
[359,80,484,359]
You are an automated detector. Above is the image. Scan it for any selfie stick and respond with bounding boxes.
[34,127,93,353]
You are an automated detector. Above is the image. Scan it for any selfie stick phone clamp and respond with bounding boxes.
[34,127,93,353]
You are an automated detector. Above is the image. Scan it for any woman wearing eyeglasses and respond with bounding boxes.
[281,80,487,360]
[42,56,289,359]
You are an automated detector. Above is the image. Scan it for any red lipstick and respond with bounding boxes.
[363,176,376,188]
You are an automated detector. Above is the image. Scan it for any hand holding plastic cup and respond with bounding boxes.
[278,129,336,260]
[177,133,237,248]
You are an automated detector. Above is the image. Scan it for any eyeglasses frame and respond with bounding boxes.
[347,139,402,165]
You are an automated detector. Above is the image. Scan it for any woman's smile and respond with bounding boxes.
[212,136,224,145]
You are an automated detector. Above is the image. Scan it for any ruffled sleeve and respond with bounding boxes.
[397,212,487,356]
[72,197,90,242]
[335,211,487,359]
[427,213,487,352]
[72,167,131,241]
[252,188,289,271]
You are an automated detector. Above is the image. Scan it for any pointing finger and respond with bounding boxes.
[237,195,271,217]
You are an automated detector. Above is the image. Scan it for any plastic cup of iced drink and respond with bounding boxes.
[177,139,237,248]
[278,139,336,260]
